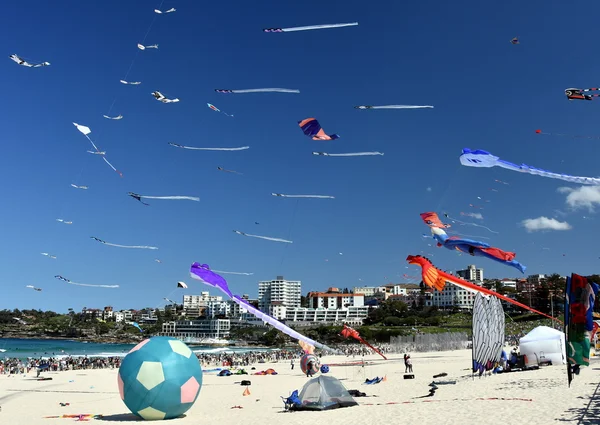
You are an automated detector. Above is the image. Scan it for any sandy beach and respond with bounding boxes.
[0,349,598,424]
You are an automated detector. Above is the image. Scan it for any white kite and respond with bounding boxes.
[138,43,159,50]
[26,285,42,292]
[152,91,179,103]
[91,236,158,250]
[155,259,162,263]
[71,184,88,190]
[9,54,50,68]
[355,105,434,109]
[272,193,334,199]
[263,22,358,33]
[41,253,57,259]
[56,219,73,224]
[55,275,119,288]
[120,80,141,85]
[128,192,199,204]
[87,150,106,155]
[233,230,292,244]
[217,166,243,174]
[312,151,384,157]
[215,88,300,94]
[169,142,249,151]
[212,270,254,276]
[73,123,122,177]
[103,114,123,120]
[154,8,176,13]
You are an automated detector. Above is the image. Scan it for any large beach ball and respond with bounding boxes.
[300,353,320,375]
[118,336,203,420]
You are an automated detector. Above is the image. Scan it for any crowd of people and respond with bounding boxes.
[0,342,407,376]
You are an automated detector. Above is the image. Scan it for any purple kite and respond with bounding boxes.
[189,263,339,353]
[298,118,340,141]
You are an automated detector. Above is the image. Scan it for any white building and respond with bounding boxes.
[500,279,517,289]
[353,286,387,297]
[258,276,301,318]
[183,292,223,317]
[386,284,421,296]
[431,281,481,310]
[307,292,364,309]
[161,319,230,339]
[114,312,125,323]
[285,306,369,326]
[456,265,483,282]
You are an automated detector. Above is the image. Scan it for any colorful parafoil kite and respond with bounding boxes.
[299,118,339,141]
[565,88,599,101]
[189,263,339,353]
[565,273,599,386]
[340,324,387,360]
[459,148,600,186]
[421,212,526,273]
[406,255,557,321]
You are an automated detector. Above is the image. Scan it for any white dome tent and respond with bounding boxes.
[519,326,566,367]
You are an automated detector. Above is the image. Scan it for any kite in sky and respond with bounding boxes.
[190,263,338,352]
[406,255,556,320]
[127,192,199,204]
[233,230,292,244]
[510,37,519,45]
[164,297,176,304]
[313,151,384,157]
[215,88,300,94]
[73,123,122,177]
[272,193,334,199]
[26,285,42,292]
[154,8,176,13]
[354,105,433,109]
[55,275,119,288]
[130,322,143,333]
[177,281,188,288]
[565,88,599,101]
[340,324,387,359]
[137,44,158,50]
[217,167,242,174]
[56,219,73,225]
[299,118,339,140]
[120,80,141,85]
[262,22,358,32]
[460,148,600,185]
[207,103,233,117]
[169,142,249,151]
[154,259,162,263]
[212,270,254,276]
[535,129,600,140]
[71,184,88,190]
[87,150,106,155]
[90,236,158,250]
[9,54,50,68]
[41,253,57,259]
[152,91,179,103]
[421,212,525,273]
[103,114,123,120]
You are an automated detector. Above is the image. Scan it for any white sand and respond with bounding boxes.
[0,349,597,424]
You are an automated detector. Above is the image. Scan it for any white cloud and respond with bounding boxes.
[558,186,600,211]
[521,216,572,232]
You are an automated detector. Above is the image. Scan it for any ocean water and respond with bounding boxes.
[0,338,273,359]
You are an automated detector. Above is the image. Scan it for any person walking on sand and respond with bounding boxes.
[405,354,413,373]
[290,359,294,370]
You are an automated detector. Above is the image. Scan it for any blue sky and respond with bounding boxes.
[3,0,600,313]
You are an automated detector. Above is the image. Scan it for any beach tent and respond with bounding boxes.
[519,326,566,367]
[290,375,358,411]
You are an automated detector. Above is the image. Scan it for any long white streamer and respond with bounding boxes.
[233,230,292,244]
[215,88,299,94]
[313,151,384,157]
[91,237,158,250]
[355,105,434,109]
[212,270,254,276]
[169,142,249,151]
[272,193,335,199]
[263,22,358,32]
